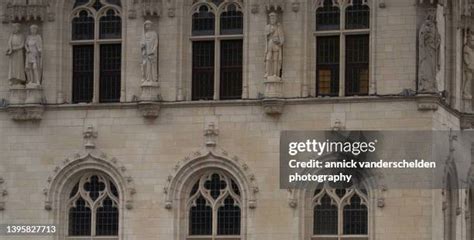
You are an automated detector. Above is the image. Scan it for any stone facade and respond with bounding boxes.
[0,0,473,240]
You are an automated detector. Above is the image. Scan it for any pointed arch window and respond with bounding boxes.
[313,187,369,239]
[315,0,370,97]
[191,0,244,100]
[188,172,242,239]
[71,0,122,103]
[67,173,120,239]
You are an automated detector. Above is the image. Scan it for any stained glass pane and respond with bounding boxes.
[72,10,94,40]
[220,40,243,100]
[192,41,215,100]
[84,175,106,201]
[217,197,241,235]
[220,4,243,35]
[189,196,212,235]
[99,9,122,39]
[192,5,215,36]
[345,34,369,96]
[314,194,338,235]
[316,0,340,31]
[316,36,339,96]
[72,45,94,103]
[346,0,370,29]
[343,195,368,235]
[204,174,227,199]
[100,44,122,103]
[68,198,91,236]
[96,197,119,236]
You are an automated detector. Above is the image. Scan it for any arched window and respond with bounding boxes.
[188,171,242,239]
[67,173,119,239]
[312,187,369,239]
[315,0,370,97]
[71,0,122,103]
[191,0,244,100]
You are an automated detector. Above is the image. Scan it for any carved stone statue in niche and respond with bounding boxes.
[463,30,474,100]
[141,20,158,84]
[25,24,42,88]
[6,23,25,86]
[418,10,441,93]
[264,11,284,79]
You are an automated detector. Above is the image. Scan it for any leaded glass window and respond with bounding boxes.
[191,0,244,100]
[312,187,369,240]
[315,0,370,97]
[67,173,119,239]
[71,0,122,103]
[188,172,242,239]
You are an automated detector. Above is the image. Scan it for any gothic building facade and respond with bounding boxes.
[0,0,473,239]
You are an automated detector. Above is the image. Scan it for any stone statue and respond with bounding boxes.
[141,20,158,84]
[6,23,25,86]
[463,30,474,100]
[25,24,42,87]
[264,12,284,79]
[418,11,440,93]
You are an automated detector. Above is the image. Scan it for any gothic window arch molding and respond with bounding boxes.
[164,149,258,240]
[43,151,135,239]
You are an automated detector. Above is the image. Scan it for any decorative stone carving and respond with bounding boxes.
[0,177,6,211]
[44,150,136,211]
[164,149,259,210]
[264,0,286,12]
[463,31,474,100]
[142,0,162,17]
[25,24,42,88]
[7,23,25,86]
[262,98,285,115]
[137,102,161,118]
[204,122,219,147]
[3,0,48,23]
[83,125,98,149]
[416,95,439,111]
[7,104,44,121]
[418,9,441,93]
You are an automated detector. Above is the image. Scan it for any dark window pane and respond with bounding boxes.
[192,5,215,36]
[217,196,241,235]
[346,34,369,96]
[204,174,227,200]
[100,9,122,39]
[73,45,94,103]
[316,36,339,96]
[68,198,91,236]
[220,40,243,100]
[343,195,368,235]
[189,196,213,235]
[96,197,119,236]
[72,10,94,40]
[316,0,340,31]
[192,41,215,100]
[93,0,104,10]
[83,175,106,201]
[220,4,243,35]
[100,44,122,102]
[346,0,370,29]
[314,194,338,235]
